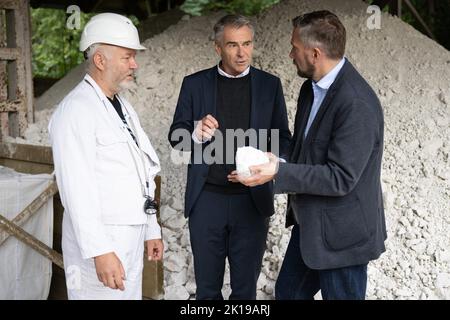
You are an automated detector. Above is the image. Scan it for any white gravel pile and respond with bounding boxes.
[18,0,450,299]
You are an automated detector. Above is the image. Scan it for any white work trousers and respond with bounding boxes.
[61,214,146,300]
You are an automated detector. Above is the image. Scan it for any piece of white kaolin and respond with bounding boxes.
[235,146,269,177]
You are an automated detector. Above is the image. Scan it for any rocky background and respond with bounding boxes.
[13,0,450,299]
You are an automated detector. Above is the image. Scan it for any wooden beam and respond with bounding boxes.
[0,114,8,138]
[403,0,436,40]
[0,45,21,61]
[0,214,64,269]
[0,142,54,164]
[0,0,19,10]
[13,0,31,136]
[0,180,58,246]
[0,98,23,112]
[21,0,34,124]
[0,11,7,140]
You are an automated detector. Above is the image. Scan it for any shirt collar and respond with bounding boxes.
[313,57,346,90]
[217,63,250,78]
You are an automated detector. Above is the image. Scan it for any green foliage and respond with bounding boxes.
[180,0,210,16]
[31,8,91,78]
[400,0,450,50]
[31,9,140,79]
[364,0,449,50]
[181,0,280,16]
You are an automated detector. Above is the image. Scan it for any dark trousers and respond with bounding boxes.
[189,190,269,300]
[275,225,368,300]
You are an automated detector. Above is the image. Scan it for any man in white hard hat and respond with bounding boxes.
[49,13,163,300]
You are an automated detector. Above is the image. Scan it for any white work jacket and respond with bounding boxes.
[49,74,161,259]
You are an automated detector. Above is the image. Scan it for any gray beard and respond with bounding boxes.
[118,78,134,91]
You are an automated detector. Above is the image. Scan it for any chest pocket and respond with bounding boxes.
[96,131,128,146]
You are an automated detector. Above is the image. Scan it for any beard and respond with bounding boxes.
[118,76,135,91]
[295,61,315,79]
[104,66,135,92]
[117,74,134,91]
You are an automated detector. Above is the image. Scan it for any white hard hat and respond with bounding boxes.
[79,13,146,52]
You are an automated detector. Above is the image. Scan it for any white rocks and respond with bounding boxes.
[421,139,443,158]
[160,205,177,224]
[436,250,450,263]
[169,197,184,211]
[165,252,187,273]
[235,146,269,177]
[165,214,186,230]
[411,242,427,255]
[168,267,188,286]
[185,279,196,295]
[436,273,450,289]
[438,91,448,105]
[165,285,190,300]
[143,74,160,89]
[395,288,413,298]
[14,0,450,300]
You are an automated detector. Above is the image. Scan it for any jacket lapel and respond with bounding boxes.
[291,82,313,162]
[249,66,259,129]
[203,67,217,118]
[298,61,349,162]
[84,75,126,140]
[118,96,160,168]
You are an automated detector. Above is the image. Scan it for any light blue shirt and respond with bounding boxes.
[304,58,346,138]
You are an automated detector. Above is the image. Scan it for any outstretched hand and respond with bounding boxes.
[235,153,279,187]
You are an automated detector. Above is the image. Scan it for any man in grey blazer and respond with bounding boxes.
[239,10,387,299]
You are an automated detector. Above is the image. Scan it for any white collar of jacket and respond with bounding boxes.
[217,64,250,78]
[83,73,160,169]
[84,73,112,103]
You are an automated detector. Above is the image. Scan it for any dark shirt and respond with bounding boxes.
[107,95,138,146]
[205,71,251,194]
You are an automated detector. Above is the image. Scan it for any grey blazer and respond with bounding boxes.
[275,60,387,270]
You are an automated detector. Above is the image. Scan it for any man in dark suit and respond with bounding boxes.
[239,11,387,300]
[168,14,291,299]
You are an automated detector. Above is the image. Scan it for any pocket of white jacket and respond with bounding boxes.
[96,132,127,146]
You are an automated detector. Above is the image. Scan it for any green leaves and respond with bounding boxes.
[31,9,139,79]
[31,8,92,78]
[180,0,280,16]
[180,0,211,16]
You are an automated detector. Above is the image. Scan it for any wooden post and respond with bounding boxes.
[403,0,436,40]
[0,0,33,139]
[397,0,402,18]
[0,180,58,246]
[0,9,9,139]
[0,214,64,269]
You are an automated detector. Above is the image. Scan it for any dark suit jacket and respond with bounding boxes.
[169,66,291,218]
[275,60,387,270]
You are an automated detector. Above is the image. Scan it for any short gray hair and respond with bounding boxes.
[85,43,112,73]
[84,43,102,61]
[213,14,254,43]
[292,10,346,60]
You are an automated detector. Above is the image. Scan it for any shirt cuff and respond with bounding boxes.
[145,214,162,240]
[192,130,205,144]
